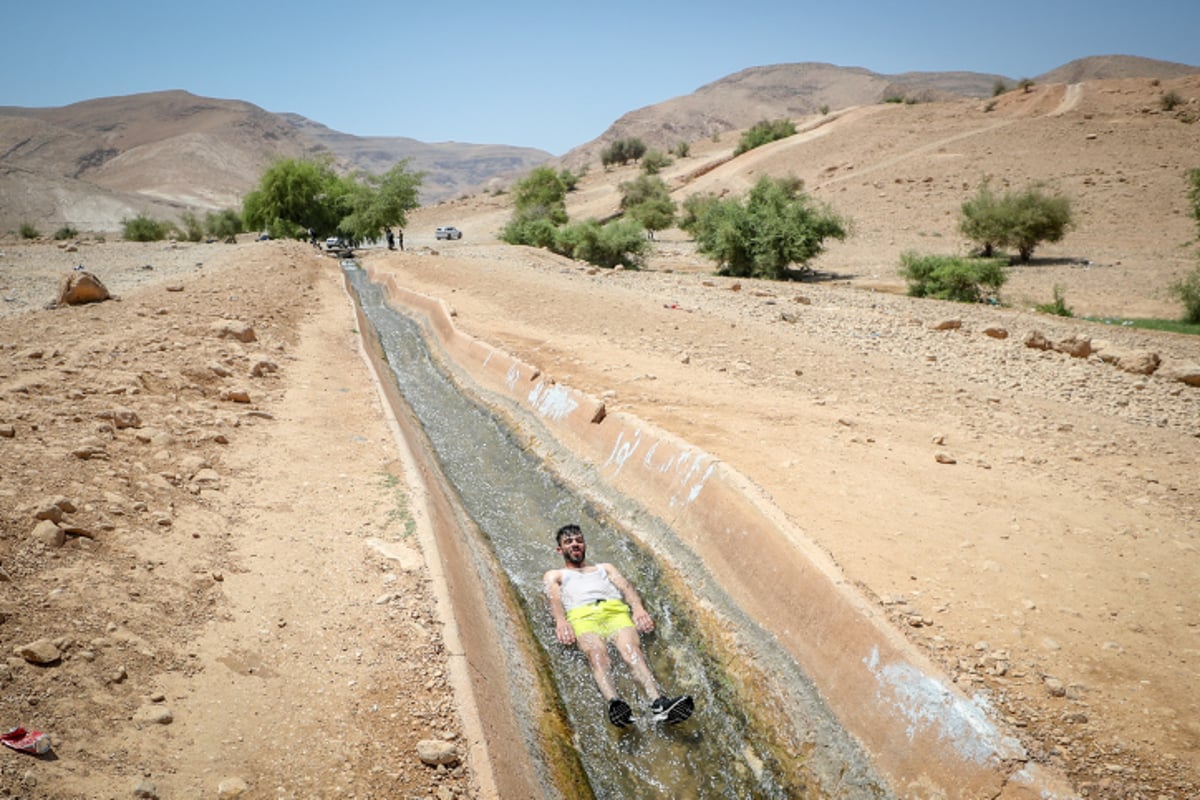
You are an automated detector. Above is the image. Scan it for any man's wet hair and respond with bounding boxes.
[556,524,582,544]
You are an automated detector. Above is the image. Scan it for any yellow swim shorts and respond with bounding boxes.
[566,599,634,639]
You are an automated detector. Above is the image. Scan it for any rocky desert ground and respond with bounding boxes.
[2,74,1200,799]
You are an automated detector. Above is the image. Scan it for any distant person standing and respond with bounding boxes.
[397,229,404,251]
[386,228,395,250]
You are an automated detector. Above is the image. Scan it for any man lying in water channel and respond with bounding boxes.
[544,524,694,728]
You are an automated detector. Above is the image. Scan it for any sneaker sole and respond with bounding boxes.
[652,696,694,725]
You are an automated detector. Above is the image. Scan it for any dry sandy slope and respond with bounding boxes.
[381,77,1200,797]
[400,150,1200,798]
[0,240,472,799]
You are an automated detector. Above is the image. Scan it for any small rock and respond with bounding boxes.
[133,780,160,799]
[931,319,961,331]
[217,777,250,798]
[1024,330,1053,351]
[220,389,251,403]
[15,639,62,665]
[417,739,459,767]
[1053,335,1091,359]
[210,320,257,343]
[0,424,15,438]
[32,519,65,547]
[250,359,279,377]
[935,453,957,465]
[983,327,1008,339]
[134,705,173,725]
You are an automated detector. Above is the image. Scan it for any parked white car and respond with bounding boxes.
[435,226,463,240]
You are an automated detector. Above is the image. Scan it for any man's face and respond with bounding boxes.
[558,532,586,565]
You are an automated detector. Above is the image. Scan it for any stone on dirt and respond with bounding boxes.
[16,638,62,664]
[57,270,111,306]
[417,739,459,767]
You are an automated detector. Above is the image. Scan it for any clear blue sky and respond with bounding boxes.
[3,0,1197,155]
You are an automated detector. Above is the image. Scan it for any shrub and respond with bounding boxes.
[19,223,39,239]
[53,226,79,241]
[1034,283,1074,317]
[500,217,559,248]
[819,104,830,115]
[1018,79,1035,93]
[179,212,205,242]
[600,138,646,168]
[1161,90,1184,112]
[681,175,848,280]
[1169,265,1200,323]
[641,149,672,175]
[508,166,568,227]
[205,209,243,240]
[899,252,1008,303]
[558,168,581,192]
[735,119,797,155]
[883,95,906,104]
[992,80,1008,97]
[620,174,675,237]
[122,214,171,242]
[672,141,690,158]
[959,179,1073,262]
[1187,167,1200,235]
[552,218,649,269]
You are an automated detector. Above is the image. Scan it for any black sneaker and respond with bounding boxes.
[650,695,694,724]
[607,698,634,728]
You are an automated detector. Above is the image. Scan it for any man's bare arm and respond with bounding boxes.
[604,564,654,634]
[543,569,576,645]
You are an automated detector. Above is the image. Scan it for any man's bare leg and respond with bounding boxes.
[576,633,618,700]
[613,626,662,700]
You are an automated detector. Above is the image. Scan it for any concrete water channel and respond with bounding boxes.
[342,260,1080,800]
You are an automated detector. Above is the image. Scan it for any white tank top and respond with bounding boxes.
[560,565,622,612]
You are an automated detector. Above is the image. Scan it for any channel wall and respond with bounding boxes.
[360,263,1080,800]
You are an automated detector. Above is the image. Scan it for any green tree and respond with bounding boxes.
[959,180,1073,262]
[899,252,1008,303]
[501,166,569,245]
[600,138,647,169]
[1187,167,1200,234]
[680,175,848,280]
[958,179,1007,258]
[242,156,351,240]
[19,223,39,239]
[339,160,424,243]
[620,175,675,238]
[735,119,797,156]
[1004,184,1073,262]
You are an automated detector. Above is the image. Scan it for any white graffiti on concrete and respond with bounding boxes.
[528,381,578,422]
[606,430,713,507]
[863,645,1025,766]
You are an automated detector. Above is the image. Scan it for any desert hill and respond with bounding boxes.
[0,56,1196,236]
[0,90,551,231]
[557,55,1199,168]
[417,67,1200,322]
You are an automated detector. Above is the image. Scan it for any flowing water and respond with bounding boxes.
[344,264,879,799]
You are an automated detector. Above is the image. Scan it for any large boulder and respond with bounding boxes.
[57,270,111,306]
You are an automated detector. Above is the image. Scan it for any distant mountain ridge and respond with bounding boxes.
[560,55,1199,166]
[0,55,1195,233]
